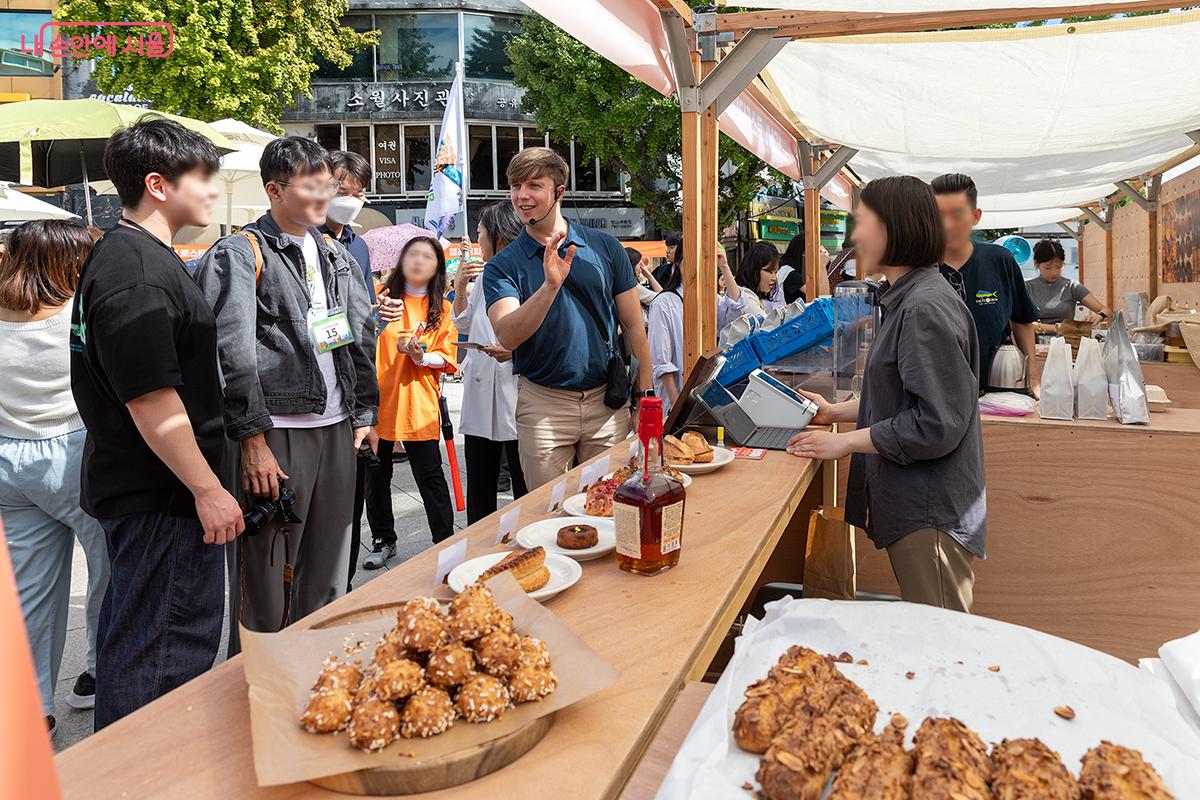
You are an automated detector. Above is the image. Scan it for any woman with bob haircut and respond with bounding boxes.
[786,175,986,612]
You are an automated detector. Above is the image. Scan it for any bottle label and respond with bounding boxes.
[614,501,641,558]
[661,500,683,554]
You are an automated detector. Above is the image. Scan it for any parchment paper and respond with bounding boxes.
[240,573,619,787]
[657,598,1200,799]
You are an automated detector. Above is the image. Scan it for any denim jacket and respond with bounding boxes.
[193,213,379,441]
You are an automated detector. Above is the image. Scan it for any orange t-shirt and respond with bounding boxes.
[376,292,458,441]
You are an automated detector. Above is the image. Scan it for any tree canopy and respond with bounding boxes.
[506,13,788,232]
[54,0,378,132]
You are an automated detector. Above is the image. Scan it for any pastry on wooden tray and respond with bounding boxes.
[299,591,557,751]
[477,546,550,593]
[663,434,694,465]
[990,738,1080,799]
[1078,741,1174,800]
[827,717,913,800]
[681,430,714,462]
[911,717,995,800]
[756,678,878,800]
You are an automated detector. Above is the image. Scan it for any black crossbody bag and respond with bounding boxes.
[561,278,630,409]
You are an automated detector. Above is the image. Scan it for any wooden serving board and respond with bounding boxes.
[305,604,556,796]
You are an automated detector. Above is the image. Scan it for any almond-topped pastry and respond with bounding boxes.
[348,697,400,752]
[426,641,475,689]
[456,674,511,722]
[1078,741,1173,800]
[399,685,456,739]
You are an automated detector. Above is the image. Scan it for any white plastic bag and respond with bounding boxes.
[1039,336,1075,420]
[978,392,1037,416]
[1073,336,1108,420]
[718,312,764,349]
[1104,310,1150,424]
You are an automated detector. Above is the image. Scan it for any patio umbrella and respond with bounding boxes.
[0,99,234,225]
[210,118,277,149]
[362,224,447,276]
[0,183,77,223]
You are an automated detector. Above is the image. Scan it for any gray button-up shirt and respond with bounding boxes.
[845,267,987,558]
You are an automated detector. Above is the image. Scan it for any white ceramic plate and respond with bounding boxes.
[669,446,735,475]
[447,551,582,601]
[561,493,606,520]
[515,516,616,561]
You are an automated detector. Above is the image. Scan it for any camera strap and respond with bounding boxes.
[238,523,295,631]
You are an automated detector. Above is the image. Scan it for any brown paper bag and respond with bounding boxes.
[804,506,856,601]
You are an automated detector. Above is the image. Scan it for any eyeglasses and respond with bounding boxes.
[278,179,341,197]
[945,269,967,302]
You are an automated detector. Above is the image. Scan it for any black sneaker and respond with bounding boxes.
[67,671,95,709]
[363,541,396,570]
[391,449,409,464]
[47,715,56,737]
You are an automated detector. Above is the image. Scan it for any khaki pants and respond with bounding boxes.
[885,528,975,613]
[515,377,631,491]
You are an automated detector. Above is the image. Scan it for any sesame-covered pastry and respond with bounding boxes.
[372,633,410,668]
[396,597,448,652]
[911,717,994,800]
[426,641,476,689]
[399,685,456,739]
[299,687,354,734]
[312,661,363,694]
[448,584,499,641]
[455,674,511,723]
[517,636,551,669]
[1078,741,1174,800]
[508,663,558,704]
[473,629,522,678]
[347,697,400,752]
[375,657,424,703]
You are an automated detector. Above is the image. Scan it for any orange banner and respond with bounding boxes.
[173,244,210,261]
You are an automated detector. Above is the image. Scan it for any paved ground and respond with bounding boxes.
[51,380,501,751]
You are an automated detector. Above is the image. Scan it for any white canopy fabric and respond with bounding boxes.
[520,0,856,207]
[764,11,1200,224]
[0,183,77,223]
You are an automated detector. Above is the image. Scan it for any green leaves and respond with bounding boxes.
[506,13,787,231]
[53,0,378,133]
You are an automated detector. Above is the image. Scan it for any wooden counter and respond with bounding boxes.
[854,407,1200,663]
[54,443,823,799]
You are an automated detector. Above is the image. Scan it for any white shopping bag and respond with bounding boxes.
[1104,310,1150,425]
[1073,336,1108,420]
[1039,336,1075,420]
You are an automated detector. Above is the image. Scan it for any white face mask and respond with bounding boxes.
[325,195,365,226]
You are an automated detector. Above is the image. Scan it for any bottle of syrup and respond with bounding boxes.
[614,397,686,575]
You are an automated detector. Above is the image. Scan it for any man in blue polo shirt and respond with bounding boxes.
[933,173,1040,397]
[484,147,653,489]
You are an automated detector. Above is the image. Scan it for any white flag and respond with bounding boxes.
[425,63,467,237]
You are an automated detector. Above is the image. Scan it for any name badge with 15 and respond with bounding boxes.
[312,306,355,354]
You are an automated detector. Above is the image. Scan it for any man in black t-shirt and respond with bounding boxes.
[70,118,242,729]
[933,173,1040,396]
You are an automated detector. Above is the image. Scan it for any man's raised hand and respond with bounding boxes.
[542,231,576,289]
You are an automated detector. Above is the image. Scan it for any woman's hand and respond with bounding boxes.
[796,388,838,425]
[481,344,512,363]
[376,287,403,325]
[399,334,424,362]
[786,430,850,461]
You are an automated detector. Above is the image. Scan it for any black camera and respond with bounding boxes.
[243,479,302,536]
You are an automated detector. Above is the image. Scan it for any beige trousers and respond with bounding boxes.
[885,527,976,613]
[515,377,631,491]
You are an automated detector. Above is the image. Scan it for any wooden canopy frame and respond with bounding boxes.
[661,0,1194,376]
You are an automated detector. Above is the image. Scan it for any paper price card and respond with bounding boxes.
[495,505,521,545]
[434,539,468,585]
[547,479,567,513]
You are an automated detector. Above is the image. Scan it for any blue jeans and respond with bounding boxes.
[0,429,109,716]
[94,512,223,729]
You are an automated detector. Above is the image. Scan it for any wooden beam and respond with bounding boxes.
[651,0,694,21]
[1105,203,1115,310]
[745,76,814,143]
[682,57,720,378]
[1148,174,1161,300]
[803,144,822,300]
[699,60,720,364]
[715,0,1184,39]
[1077,221,1085,288]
